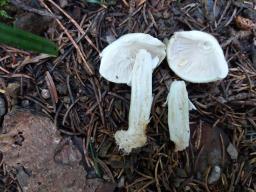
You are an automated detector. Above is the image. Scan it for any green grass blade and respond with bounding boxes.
[0,22,58,56]
[89,142,102,177]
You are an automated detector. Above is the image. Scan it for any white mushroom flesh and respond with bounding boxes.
[114,49,157,153]
[168,81,190,151]
[100,33,166,85]
[167,31,228,83]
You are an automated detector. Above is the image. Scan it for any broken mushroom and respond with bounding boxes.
[100,33,166,153]
[167,81,190,151]
[167,30,228,83]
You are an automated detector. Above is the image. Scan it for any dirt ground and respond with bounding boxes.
[0,0,255,191]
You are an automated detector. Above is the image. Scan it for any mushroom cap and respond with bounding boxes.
[167,31,228,83]
[100,33,166,85]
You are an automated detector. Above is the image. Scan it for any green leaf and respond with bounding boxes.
[89,142,102,177]
[0,10,11,18]
[0,22,58,56]
[0,0,8,7]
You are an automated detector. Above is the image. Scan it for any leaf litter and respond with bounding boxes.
[0,0,256,191]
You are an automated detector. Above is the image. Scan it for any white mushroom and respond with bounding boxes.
[115,49,156,153]
[167,81,190,151]
[167,30,228,83]
[100,33,166,153]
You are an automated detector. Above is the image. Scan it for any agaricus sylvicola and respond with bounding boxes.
[166,31,229,151]
[100,33,166,153]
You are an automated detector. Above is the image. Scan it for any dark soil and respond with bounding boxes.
[0,0,255,191]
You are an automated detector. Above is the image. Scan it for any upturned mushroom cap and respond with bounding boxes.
[100,33,166,85]
[167,31,228,83]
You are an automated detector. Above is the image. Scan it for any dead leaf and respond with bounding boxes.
[45,71,58,111]
[18,54,52,69]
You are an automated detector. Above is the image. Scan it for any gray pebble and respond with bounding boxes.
[21,100,30,107]
[41,89,50,99]
[0,96,6,117]
[208,165,221,184]
[227,143,238,160]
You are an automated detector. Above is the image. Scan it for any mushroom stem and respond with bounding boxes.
[168,81,190,151]
[114,49,156,153]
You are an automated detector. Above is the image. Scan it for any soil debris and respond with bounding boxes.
[0,0,256,191]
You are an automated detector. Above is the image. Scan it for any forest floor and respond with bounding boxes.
[0,0,255,191]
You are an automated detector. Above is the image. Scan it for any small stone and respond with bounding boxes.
[227,143,238,160]
[117,176,125,188]
[217,96,227,104]
[106,35,116,44]
[41,89,50,99]
[59,0,68,8]
[21,100,30,107]
[208,165,221,184]
[0,96,6,117]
